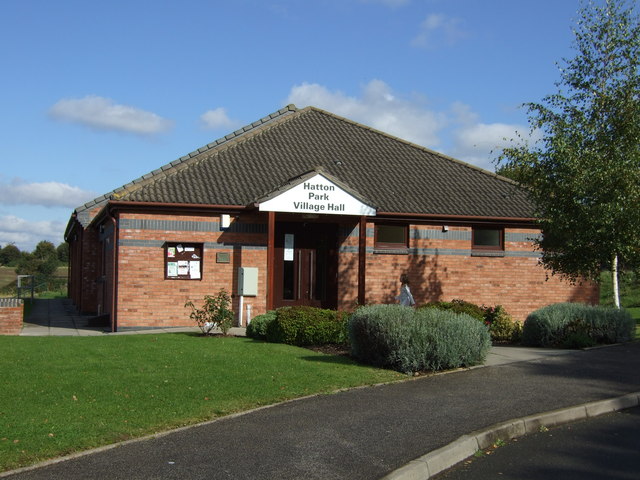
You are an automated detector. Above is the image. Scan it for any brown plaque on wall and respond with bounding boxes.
[216,252,230,264]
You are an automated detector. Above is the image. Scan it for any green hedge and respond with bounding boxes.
[349,304,491,373]
[264,306,349,346]
[246,311,277,340]
[522,303,635,348]
[422,300,521,344]
[420,299,485,322]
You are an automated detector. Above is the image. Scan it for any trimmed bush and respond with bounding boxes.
[484,305,522,343]
[522,303,634,348]
[246,311,277,340]
[348,304,415,368]
[266,306,349,346]
[421,299,485,322]
[349,304,491,373]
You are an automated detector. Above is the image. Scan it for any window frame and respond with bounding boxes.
[471,227,504,251]
[164,242,204,280]
[374,223,409,251]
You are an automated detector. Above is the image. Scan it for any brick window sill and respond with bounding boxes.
[471,250,505,257]
[374,248,410,255]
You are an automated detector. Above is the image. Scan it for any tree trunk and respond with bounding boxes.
[612,254,621,308]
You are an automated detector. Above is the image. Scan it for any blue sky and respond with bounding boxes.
[0,0,603,251]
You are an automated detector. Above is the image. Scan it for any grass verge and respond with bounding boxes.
[627,307,640,339]
[600,271,640,340]
[0,334,402,472]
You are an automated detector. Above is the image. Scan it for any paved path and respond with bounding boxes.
[20,298,244,336]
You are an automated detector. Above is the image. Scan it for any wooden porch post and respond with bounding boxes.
[358,216,367,305]
[266,211,276,310]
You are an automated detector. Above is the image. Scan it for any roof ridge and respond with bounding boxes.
[73,104,299,215]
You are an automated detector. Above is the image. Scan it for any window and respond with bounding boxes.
[375,224,408,250]
[165,243,203,280]
[472,228,503,250]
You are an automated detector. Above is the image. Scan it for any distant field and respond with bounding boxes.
[0,266,16,290]
[0,266,68,295]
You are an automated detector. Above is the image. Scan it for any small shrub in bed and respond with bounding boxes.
[484,305,522,343]
[184,289,234,335]
[349,304,491,373]
[522,303,634,348]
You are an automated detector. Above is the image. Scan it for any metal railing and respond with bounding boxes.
[10,275,67,300]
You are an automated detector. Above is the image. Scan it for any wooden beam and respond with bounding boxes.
[267,211,276,310]
[358,216,367,305]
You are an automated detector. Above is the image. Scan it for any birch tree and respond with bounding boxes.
[498,0,640,307]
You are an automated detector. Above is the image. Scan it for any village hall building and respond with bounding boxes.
[65,105,598,331]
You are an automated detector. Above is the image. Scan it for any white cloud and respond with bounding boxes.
[411,13,467,49]
[49,95,173,135]
[448,103,540,171]
[450,122,524,170]
[200,107,241,130]
[287,80,445,148]
[0,215,65,252]
[0,179,97,209]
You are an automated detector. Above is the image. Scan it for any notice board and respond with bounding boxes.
[165,243,203,280]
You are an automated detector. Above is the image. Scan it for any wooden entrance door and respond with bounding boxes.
[273,222,337,309]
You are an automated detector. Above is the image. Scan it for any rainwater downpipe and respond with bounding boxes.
[107,208,119,332]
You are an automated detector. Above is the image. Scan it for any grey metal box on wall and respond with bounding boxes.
[238,267,258,296]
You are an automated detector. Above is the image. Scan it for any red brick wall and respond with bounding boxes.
[0,299,23,335]
[337,223,361,310]
[73,210,599,328]
[114,212,268,328]
[68,218,103,315]
[361,223,599,321]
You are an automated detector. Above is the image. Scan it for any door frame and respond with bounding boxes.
[271,219,338,309]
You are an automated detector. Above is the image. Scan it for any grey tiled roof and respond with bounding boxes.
[74,105,534,225]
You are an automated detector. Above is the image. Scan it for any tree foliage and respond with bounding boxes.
[56,242,69,263]
[0,244,22,267]
[498,0,640,303]
[15,241,60,278]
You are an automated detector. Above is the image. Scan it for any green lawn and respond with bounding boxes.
[0,334,403,472]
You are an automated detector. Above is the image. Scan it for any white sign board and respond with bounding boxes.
[259,174,376,216]
[284,234,294,261]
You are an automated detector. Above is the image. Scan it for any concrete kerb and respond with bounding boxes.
[381,392,640,480]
